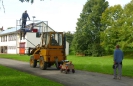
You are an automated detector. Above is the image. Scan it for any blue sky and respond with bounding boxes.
[0,0,131,32]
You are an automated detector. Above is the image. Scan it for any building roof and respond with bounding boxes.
[0,21,55,36]
[0,26,21,35]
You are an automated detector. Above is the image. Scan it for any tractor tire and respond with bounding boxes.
[72,69,75,73]
[30,56,37,68]
[47,63,51,67]
[67,69,70,72]
[39,56,47,70]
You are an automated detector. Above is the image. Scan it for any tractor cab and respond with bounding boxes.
[37,32,65,49]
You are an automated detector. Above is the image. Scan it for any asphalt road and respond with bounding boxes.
[0,58,133,86]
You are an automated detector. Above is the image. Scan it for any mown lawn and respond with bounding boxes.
[0,54,133,77]
[68,55,133,77]
[0,65,63,86]
[0,54,29,62]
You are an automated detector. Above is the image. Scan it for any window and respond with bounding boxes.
[2,36,3,42]
[50,33,63,46]
[8,35,10,41]
[14,35,16,40]
[11,35,12,41]
[0,37,2,42]
[12,35,14,41]
[3,36,5,42]
[5,35,7,41]
[8,46,10,49]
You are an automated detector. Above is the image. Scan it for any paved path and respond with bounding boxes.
[0,58,133,86]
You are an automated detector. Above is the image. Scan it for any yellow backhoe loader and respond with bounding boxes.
[28,32,66,70]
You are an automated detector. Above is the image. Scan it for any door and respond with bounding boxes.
[19,42,25,54]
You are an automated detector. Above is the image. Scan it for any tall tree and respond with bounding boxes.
[101,0,133,54]
[101,5,123,54]
[72,0,108,56]
[121,0,133,49]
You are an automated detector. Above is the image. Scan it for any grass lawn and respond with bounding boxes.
[0,54,133,78]
[0,54,29,62]
[68,55,133,77]
[0,65,63,86]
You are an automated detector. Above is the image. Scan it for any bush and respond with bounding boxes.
[91,44,104,57]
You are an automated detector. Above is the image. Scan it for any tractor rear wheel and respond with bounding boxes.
[30,56,37,68]
[39,56,47,70]
[72,69,75,73]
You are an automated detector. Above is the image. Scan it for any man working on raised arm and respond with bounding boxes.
[23,23,34,38]
[21,10,30,28]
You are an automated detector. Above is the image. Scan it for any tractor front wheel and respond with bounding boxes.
[30,56,37,68]
[39,56,47,70]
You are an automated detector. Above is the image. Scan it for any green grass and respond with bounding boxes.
[0,54,29,62]
[0,54,133,78]
[0,65,63,86]
[68,55,133,77]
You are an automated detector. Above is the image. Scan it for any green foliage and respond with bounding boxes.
[101,5,123,54]
[72,0,108,56]
[91,43,104,56]
[72,0,133,56]
[64,31,74,45]
[101,0,133,54]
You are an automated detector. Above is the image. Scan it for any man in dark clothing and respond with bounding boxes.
[113,45,124,80]
[51,36,58,45]
[21,10,30,28]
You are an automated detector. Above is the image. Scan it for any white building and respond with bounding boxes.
[0,21,69,55]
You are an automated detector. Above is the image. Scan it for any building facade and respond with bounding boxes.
[0,21,69,55]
